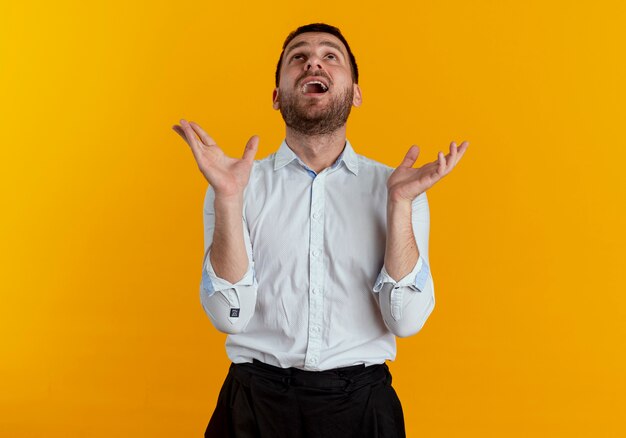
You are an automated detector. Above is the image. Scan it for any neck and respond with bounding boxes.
[284,125,347,173]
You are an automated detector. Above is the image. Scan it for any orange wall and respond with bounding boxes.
[1,1,625,436]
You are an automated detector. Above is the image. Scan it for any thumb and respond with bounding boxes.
[398,145,419,168]
[242,135,260,163]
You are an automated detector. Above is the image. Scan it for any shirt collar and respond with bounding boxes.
[273,139,359,176]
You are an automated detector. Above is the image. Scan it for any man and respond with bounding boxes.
[173,23,468,438]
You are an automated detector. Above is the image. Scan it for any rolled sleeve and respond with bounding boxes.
[199,248,258,333]
[373,256,432,323]
[201,249,256,298]
[372,255,431,294]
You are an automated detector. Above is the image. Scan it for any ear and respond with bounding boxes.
[352,83,362,107]
[272,88,280,110]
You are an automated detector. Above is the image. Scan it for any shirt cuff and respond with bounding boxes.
[372,255,430,293]
[201,249,255,297]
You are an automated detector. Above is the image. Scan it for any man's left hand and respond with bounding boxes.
[387,141,469,204]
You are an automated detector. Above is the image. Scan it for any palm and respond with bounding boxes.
[388,141,469,203]
[173,119,259,198]
[194,143,253,196]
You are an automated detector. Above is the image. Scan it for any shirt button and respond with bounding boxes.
[309,357,318,365]
[313,211,320,219]
[312,250,320,257]
[311,326,320,333]
[312,288,320,295]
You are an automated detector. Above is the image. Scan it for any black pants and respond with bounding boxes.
[205,360,406,438]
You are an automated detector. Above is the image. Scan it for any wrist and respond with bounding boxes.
[387,195,412,213]
[214,192,244,211]
[387,186,417,206]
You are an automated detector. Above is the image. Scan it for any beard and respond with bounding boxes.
[278,83,354,136]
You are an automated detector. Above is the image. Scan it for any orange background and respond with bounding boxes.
[1,1,625,436]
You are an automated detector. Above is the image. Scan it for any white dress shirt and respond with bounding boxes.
[199,139,435,371]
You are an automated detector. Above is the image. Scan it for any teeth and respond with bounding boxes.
[302,80,328,92]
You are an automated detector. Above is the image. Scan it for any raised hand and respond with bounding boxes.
[172,119,259,199]
[387,141,469,204]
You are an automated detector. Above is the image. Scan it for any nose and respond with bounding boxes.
[305,56,323,71]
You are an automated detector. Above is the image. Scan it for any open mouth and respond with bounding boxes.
[301,80,329,94]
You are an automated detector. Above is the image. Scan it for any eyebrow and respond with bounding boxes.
[284,40,346,59]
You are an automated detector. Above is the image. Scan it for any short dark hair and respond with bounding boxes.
[275,23,359,87]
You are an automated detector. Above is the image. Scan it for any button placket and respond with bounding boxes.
[305,172,326,369]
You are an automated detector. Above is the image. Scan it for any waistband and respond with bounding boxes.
[230,359,389,391]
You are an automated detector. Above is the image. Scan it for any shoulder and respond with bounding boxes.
[247,153,276,180]
[252,153,275,170]
[354,150,395,181]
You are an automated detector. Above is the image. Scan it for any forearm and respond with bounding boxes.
[209,194,248,283]
[384,199,419,281]
[375,194,434,338]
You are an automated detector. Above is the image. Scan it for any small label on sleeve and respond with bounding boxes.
[229,308,240,318]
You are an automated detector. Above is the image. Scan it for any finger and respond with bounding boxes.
[437,151,446,175]
[399,145,420,168]
[456,141,470,161]
[242,135,260,163]
[448,141,458,169]
[172,125,188,144]
[189,121,217,146]
[179,119,201,149]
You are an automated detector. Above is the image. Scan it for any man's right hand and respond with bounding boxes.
[172,119,259,199]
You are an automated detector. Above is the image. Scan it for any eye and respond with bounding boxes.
[292,54,304,60]
[325,53,337,60]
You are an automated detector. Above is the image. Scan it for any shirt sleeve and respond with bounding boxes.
[199,184,258,335]
[372,191,436,338]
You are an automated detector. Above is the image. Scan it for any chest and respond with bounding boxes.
[244,172,388,278]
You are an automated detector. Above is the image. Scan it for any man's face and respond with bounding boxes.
[273,32,362,136]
